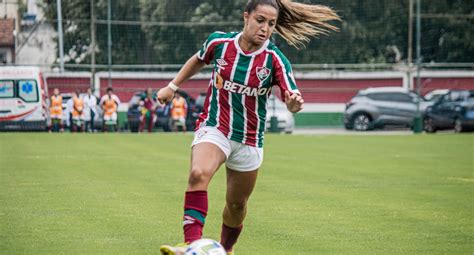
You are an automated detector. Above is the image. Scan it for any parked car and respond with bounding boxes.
[424,89,449,102]
[265,95,295,134]
[344,87,431,131]
[127,90,198,132]
[423,90,474,133]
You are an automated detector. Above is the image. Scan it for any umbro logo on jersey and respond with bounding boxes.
[256,66,271,82]
[216,58,228,70]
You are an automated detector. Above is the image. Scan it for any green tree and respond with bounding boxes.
[43,0,152,67]
[42,0,473,67]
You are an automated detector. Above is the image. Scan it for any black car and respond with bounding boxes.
[127,90,199,132]
[424,90,474,133]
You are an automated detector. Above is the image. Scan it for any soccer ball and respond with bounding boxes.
[185,238,226,255]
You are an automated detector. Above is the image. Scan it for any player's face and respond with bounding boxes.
[243,4,278,46]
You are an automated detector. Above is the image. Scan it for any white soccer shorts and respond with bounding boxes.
[191,126,263,172]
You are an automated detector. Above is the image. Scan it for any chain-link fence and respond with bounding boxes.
[11,0,473,71]
[1,0,473,132]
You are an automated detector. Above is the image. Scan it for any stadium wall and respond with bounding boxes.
[44,70,474,128]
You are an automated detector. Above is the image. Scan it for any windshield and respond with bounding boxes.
[0,80,14,98]
[0,80,39,102]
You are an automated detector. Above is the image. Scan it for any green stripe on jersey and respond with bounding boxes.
[207,85,219,127]
[230,93,244,142]
[212,43,225,67]
[233,54,252,85]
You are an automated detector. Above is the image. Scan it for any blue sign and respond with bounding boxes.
[22,82,33,94]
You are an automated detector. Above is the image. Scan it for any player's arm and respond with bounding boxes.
[157,55,205,104]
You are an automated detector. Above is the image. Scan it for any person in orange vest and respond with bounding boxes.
[99,87,121,132]
[170,92,188,132]
[71,90,85,132]
[49,88,63,132]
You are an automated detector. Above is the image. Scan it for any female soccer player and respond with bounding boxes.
[158,0,339,254]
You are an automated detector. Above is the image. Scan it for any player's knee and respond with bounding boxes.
[227,201,247,213]
[188,166,211,187]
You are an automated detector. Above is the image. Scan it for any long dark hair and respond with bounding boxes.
[245,0,340,48]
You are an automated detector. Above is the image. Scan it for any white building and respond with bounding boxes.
[0,0,56,67]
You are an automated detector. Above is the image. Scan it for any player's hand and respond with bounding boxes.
[157,86,175,104]
[285,91,304,113]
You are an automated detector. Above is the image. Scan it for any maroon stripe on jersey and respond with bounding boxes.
[244,96,258,146]
[195,80,213,131]
[269,51,290,92]
[217,89,230,137]
[216,42,238,136]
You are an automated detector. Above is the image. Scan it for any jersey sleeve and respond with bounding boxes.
[113,95,121,105]
[272,51,300,100]
[196,31,226,65]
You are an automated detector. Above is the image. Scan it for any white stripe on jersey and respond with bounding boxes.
[242,55,255,144]
[227,52,240,139]
[241,94,248,144]
[267,50,300,94]
[214,42,229,129]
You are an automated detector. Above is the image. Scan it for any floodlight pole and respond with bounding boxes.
[107,0,112,87]
[90,0,96,90]
[56,0,64,72]
[413,0,423,133]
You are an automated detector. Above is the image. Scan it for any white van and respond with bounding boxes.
[0,66,48,131]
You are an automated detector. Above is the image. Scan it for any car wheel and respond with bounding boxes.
[423,117,436,133]
[352,113,371,131]
[454,118,465,133]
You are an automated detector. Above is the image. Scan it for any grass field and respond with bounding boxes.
[0,133,473,254]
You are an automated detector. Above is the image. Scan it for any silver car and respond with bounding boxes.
[344,87,431,131]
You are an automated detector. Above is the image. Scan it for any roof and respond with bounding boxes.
[360,87,409,94]
[0,19,15,47]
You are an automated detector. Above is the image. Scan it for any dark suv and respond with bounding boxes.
[344,87,430,131]
[424,90,474,133]
[127,90,198,132]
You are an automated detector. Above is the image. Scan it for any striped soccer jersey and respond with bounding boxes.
[195,31,300,148]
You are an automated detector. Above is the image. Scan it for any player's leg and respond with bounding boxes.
[161,128,230,255]
[161,143,226,255]
[220,167,258,253]
[181,117,187,133]
[138,114,145,132]
[183,142,226,241]
[147,113,154,132]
